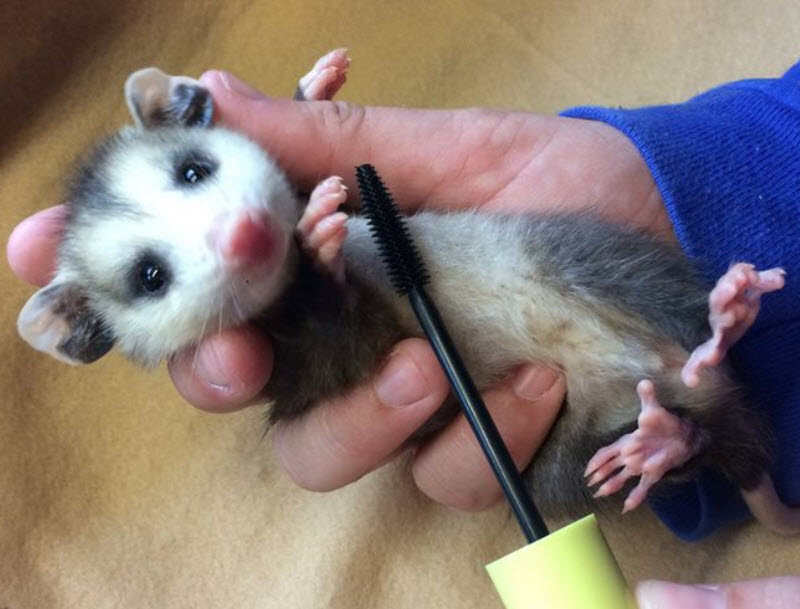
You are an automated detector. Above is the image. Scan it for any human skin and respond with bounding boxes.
[7,69,670,511]
[635,577,800,608]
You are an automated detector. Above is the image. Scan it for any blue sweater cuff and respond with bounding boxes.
[560,65,800,540]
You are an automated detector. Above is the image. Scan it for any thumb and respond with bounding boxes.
[198,70,552,210]
[635,578,800,609]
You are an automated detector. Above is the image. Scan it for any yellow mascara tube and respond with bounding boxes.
[486,515,637,609]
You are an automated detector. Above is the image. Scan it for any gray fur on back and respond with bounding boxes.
[262,210,772,519]
[522,215,710,350]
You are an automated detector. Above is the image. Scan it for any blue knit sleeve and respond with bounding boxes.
[561,62,800,540]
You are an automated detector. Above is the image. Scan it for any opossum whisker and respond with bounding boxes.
[217,300,224,338]
[227,280,247,324]
[190,310,213,373]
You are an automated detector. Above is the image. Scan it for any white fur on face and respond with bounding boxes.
[63,127,300,364]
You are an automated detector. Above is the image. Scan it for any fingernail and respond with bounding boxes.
[512,364,561,401]
[195,343,232,391]
[635,580,722,609]
[220,71,266,100]
[374,352,431,408]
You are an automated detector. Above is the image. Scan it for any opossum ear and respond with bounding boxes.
[125,68,214,129]
[17,282,115,365]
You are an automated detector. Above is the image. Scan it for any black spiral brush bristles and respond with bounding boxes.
[356,163,549,543]
[355,164,430,294]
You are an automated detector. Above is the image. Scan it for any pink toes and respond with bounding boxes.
[681,263,785,387]
[292,50,354,282]
[296,48,350,101]
[298,176,349,281]
[585,380,703,513]
[586,263,785,512]
[586,262,785,513]
[297,176,348,235]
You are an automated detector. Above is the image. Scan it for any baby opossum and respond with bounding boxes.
[16,52,800,535]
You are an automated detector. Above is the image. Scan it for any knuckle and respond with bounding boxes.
[313,101,368,175]
[271,408,364,493]
[411,457,501,512]
[318,400,368,463]
[318,100,366,135]
[423,481,500,512]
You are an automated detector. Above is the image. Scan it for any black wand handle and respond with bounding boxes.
[355,163,549,543]
[409,289,549,542]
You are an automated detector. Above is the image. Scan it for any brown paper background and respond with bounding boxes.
[2,1,799,607]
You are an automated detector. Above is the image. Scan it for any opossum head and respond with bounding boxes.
[18,69,300,365]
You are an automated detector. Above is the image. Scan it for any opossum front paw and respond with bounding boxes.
[295,48,350,101]
[681,263,786,388]
[585,380,705,513]
[298,176,349,282]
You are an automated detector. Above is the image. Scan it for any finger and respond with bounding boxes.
[199,70,560,211]
[168,323,274,413]
[7,205,66,286]
[635,578,800,609]
[411,364,565,511]
[272,338,451,491]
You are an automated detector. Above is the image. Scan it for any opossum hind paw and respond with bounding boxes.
[585,380,705,513]
[682,263,785,387]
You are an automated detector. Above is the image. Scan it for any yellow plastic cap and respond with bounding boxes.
[486,514,637,609]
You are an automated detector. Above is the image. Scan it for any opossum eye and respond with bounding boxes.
[132,256,170,297]
[173,150,217,187]
[178,159,215,185]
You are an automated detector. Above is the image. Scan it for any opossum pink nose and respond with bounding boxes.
[214,211,279,270]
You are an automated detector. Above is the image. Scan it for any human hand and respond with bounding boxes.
[7,68,671,510]
[636,577,800,608]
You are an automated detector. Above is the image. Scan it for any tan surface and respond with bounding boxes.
[2,1,799,607]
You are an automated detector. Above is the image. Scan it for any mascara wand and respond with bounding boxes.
[355,164,637,609]
[355,163,548,543]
